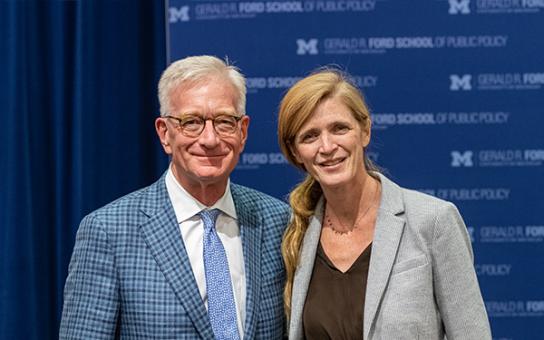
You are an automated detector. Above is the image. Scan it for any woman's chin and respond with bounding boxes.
[315,174,352,190]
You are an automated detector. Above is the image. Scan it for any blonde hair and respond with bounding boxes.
[158,55,246,116]
[277,69,378,317]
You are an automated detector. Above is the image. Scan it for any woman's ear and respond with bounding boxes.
[289,142,303,164]
[362,119,371,148]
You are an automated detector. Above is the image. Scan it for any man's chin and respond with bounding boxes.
[193,167,229,182]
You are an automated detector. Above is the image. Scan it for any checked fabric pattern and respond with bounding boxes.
[59,171,290,339]
[199,209,240,340]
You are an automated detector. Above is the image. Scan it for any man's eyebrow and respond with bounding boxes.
[177,110,239,117]
[214,109,239,116]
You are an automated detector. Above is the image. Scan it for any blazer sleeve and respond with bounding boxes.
[431,202,492,339]
[59,214,119,339]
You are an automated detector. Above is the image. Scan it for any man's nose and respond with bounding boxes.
[198,120,221,147]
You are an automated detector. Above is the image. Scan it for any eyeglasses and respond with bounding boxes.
[164,114,243,138]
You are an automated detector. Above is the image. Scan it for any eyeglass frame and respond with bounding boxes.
[163,113,244,138]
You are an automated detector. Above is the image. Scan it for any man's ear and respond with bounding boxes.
[239,115,250,150]
[155,117,172,154]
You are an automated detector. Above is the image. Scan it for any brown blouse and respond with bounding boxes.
[302,242,372,340]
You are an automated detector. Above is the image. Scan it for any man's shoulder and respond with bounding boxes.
[87,177,164,220]
[230,182,289,214]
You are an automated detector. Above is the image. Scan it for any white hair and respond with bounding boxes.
[158,55,246,116]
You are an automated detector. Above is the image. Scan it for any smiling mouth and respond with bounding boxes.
[319,158,346,167]
[193,154,227,158]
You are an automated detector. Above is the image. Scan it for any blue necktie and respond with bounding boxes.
[199,209,241,340]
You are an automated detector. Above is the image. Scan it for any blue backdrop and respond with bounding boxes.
[1,0,543,339]
[0,1,167,338]
[168,0,544,339]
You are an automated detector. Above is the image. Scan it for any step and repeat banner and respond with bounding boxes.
[168,1,543,338]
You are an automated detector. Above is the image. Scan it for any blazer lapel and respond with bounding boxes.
[138,176,214,339]
[364,174,406,339]
[231,184,262,340]
[289,198,325,340]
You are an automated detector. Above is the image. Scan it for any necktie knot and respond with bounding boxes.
[199,209,221,232]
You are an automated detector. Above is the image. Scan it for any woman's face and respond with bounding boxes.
[292,96,370,190]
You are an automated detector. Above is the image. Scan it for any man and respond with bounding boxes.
[60,56,290,339]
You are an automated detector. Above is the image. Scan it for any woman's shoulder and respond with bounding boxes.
[401,186,453,210]
[378,173,454,211]
[378,174,462,231]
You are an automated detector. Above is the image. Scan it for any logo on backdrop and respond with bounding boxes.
[168,1,379,21]
[451,151,474,167]
[448,0,470,14]
[296,39,319,55]
[247,74,377,93]
[450,74,472,91]
[237,152,288,170]
[470,225,544,243]
[372,111,510,130]
[446,0,544,14]
[169,6,190,22]
[450,149,544,167]
[297,35,507,55]
[486,301,544,317]
[417,188,510,201]
[449,73,544,91]
[237,151,379,170]
[167,3,541,21]
[306,0,378,12]
[476,264,512,276]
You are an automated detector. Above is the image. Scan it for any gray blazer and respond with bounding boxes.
[288,174,491,340]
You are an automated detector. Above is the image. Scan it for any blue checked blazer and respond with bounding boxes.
[60,173,290,339]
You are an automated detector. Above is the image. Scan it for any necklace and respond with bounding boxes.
[325,181,379,235]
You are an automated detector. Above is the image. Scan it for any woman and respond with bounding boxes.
[278,70,491,339]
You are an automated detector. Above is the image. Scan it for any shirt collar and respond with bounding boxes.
[165,166,237,223]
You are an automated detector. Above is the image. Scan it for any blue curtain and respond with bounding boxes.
[0,1,167,338]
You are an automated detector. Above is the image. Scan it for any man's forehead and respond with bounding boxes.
[168,78,239,115]
[171,75,234,94]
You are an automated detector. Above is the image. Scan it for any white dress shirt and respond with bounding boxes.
[165,168,246,339]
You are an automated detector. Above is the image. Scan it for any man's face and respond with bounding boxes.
[155,77,249,193]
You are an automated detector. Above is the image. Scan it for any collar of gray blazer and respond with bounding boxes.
[138,172,263,339]
[288,173,406,340]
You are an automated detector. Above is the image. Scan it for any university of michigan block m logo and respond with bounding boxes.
[169,6,190,23]
[448,0,470,14]
[450,74,472,91]
[296,39,318,55]
[451,151,474,167]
